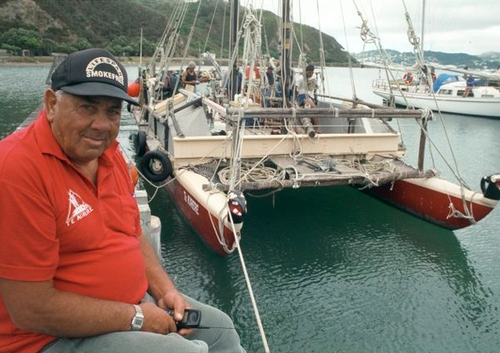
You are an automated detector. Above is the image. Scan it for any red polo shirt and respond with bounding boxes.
[0,110,148,353]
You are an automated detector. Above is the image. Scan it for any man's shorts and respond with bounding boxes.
[298,94,306,106]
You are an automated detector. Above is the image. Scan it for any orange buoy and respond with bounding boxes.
[127,162,139,186]
[127,81,141,97]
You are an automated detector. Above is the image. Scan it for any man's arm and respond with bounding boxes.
[181,71,188,84]
[0,279,136,337]
[0,237,180,337]
[138,234,190,322]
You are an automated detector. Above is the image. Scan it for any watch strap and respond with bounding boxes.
[130,304,144,331]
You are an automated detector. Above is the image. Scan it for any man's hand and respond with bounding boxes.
[139,301,177,334]
[156,290,194,336]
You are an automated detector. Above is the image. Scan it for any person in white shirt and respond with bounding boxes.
[294,64,319,135]
[295,64,316,108]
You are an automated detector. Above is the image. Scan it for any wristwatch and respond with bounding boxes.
[130,304,144,331]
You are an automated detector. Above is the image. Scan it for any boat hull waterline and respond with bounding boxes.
[373,89,500,118]
[365,177,498,229]
[166,164,498,254]
[166,170,240,257]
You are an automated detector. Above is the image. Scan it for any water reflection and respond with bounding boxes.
[150,185,500,352]
[0,66,50,138]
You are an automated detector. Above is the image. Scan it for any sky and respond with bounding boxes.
[241,0,500,56]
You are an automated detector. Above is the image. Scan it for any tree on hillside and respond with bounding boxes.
[0,28,43,55]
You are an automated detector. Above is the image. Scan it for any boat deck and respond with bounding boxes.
[194,154,433,192]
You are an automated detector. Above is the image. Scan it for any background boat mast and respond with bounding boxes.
[281,0,292,107]
[421,0,426,62]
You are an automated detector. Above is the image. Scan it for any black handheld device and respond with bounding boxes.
[166,308,202,329]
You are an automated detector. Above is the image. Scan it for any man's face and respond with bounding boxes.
[45,90,122,166]
[306,70,314,78]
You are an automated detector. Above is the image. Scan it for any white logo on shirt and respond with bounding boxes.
[65,189,93,226]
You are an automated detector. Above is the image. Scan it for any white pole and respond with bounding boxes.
[421,0,426,62]
[140,27,143,66]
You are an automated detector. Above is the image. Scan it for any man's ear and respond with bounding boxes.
[44,89,57,122]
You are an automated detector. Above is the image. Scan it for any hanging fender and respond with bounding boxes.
[134,130,147,157]
[403,72,413,85]
[227,190,247,224]
[480,174,500,201]
[139,150,172,183]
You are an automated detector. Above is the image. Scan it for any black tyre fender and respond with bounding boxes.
[481,175,500,200]
[135,130,147,157]
[140,151,172,183]
[480,176,488,195]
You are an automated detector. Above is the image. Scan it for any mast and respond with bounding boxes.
[229,0,239,101]
[281,0,292,107]
[421,0,426,62]
[139,27,143,66]
[229,0,239,59]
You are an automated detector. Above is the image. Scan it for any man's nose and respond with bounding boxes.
[90,109,114,131]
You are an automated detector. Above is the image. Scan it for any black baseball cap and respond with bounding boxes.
[51,48,139,105]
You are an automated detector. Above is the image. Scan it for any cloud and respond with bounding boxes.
[254,0,499,55]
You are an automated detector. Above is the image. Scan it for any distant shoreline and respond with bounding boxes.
[0,56,144,67]
[0,56,353,68]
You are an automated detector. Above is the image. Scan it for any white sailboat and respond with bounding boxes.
[371,0,500,118]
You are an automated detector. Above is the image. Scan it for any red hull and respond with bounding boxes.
[365,179,496,230]
[166,178,237,257]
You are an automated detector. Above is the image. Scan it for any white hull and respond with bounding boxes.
[373,88,500,118]
[373,77,500,118]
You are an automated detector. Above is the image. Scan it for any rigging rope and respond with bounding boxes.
[315,0,327,95]
[171,0,203,97]
[353,1,475,222]
[202,0,221,54]
[400,0,471,192]
[227,212,271,353]
[220,1,227,60]
[339,0,356,103]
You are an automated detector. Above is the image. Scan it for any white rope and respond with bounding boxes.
[227,211,270,353]
[208,195,236,253]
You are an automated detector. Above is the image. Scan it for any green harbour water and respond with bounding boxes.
[1,65,499,353]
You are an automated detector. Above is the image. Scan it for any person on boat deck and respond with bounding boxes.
[464,75,475,97]
[221,62,242,99]
[266,65,275,86]
[0,48,245,353]
[294,64,320,132]
[181,61,202,87]
[430,67,437,83]
[307,70,318,106]
[294,64,316,109]
[162,70,183,98]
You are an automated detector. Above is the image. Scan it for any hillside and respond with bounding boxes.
[0,0,352,65]
[354,49,500,70]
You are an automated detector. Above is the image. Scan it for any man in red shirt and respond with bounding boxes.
[0,49,244,353]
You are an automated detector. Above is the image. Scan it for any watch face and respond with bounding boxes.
[134,317,144,326]
[132,307,144,330]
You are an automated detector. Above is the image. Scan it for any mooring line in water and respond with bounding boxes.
[228,213,271,353]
